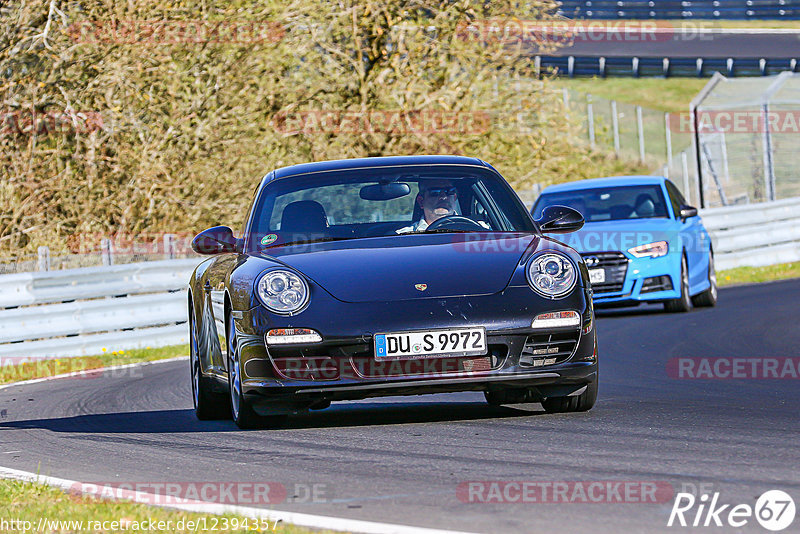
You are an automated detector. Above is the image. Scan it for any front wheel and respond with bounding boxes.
[664,255,691,313]
[691,251,718,307]
[541,379,598,413]
[227,312,287,429]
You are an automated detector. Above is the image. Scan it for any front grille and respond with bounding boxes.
[582,251,628,294]
[641,275,673,294]
[520,329,580,367]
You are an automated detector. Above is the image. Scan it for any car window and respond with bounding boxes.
[248,165,535,250]
[533,185,669,222]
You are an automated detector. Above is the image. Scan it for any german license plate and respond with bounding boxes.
[374,327,487,360]
[589,268,606,284]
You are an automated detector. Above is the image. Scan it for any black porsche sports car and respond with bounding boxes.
[188,155,597,428]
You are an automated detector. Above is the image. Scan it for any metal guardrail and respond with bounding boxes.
[0,259,200,360]
[2,202,799,361]
[701,196,800,270]
[536,55,800,78]
[556,0,800,19]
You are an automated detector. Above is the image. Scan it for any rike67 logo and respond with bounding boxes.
[668,490,795,531]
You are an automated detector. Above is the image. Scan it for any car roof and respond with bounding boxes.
[540,175,667,194]
[270,155,490,181]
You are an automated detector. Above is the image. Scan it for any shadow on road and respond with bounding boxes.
[0,401,553,433]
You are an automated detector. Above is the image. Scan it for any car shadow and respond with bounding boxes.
[0,402,551,434]
[595,305,668,318]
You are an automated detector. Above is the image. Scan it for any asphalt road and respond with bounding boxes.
[2,279,800,533]
[542,30,800,58]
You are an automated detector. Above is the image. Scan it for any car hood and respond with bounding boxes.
[260,233,538,303]
[552,218,680,254]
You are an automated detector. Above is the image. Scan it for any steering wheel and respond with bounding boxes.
[426,215,486,232]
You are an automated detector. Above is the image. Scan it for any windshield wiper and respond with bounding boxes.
[422,229,473,234]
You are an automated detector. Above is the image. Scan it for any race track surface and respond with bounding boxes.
[543,30,800,58]
[2,279,799,533]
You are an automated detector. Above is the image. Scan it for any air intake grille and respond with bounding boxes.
[582,251,628,294]
[520,330,580,367]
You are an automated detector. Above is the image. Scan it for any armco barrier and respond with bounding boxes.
[700,196,800,270]
[2,206,798,360]
[0,259,200,360]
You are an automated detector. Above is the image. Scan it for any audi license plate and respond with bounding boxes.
[589,268,606,284]
[374,327,486,360]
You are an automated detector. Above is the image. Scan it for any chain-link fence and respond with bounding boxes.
[691,71,800,207]
[562,89,698,202]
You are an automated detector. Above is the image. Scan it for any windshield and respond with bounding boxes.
[247,165,535,251]
[532,185,669,223]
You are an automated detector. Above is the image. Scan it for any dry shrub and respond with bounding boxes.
[0,0,644,257]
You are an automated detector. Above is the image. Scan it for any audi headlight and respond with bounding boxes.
[527,252,577,299]
[628,241,668,258]
[256,270,309,315]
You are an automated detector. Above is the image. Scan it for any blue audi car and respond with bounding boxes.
[532,176,717,312]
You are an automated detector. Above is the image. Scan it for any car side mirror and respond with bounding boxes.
[192,226,241,254]
[535,205,584,234]
[679,205,698,220]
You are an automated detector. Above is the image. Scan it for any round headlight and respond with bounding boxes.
[527,252,577,299]
[256,270,309,315]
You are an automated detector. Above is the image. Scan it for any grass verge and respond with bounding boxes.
[0,478,322,533]
[717,262,800,287]
[553,77,709,113]
[0,344,188,386]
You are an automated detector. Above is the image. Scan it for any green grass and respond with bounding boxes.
[717,262,800,287]
[553,77,709,113]
[0,478,323,533]
[623,19,800,30]
[0,344,188,385]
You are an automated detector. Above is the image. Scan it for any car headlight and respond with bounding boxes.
[628,241,669,258]
[256,269,309,315]
[527,252,577,299]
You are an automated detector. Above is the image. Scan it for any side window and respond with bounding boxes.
[665,181,684,219]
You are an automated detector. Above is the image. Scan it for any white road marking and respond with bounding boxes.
[0,466,476,534]
[0,356,189,391]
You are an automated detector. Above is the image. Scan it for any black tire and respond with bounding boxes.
[691,251,718,307]
[664,254,692,313]
[227,312,287,429]
[541,379,598,413]
[189,308,229,420]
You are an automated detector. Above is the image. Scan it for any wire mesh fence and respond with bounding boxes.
[692,71,800,207]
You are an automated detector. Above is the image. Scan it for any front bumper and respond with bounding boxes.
[234,285,597,405]
[587,252,681,306]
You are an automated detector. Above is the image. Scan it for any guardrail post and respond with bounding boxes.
[164,234,176,260]
[665,112,673,178]
[587,94,595,146]
[611,100,620,156]
[636,105,645,163]
[101,238,114,266]
[37,246,50,272]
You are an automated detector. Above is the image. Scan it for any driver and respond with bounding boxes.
[396,179,460,234]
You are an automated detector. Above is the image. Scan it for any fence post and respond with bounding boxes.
[665,113,673,179]
[681,151,691,204]
[761,102,776,201]
[636,105,645,163]
[587,94,595,146]
[164,234,176,260]
[611,100,620,156]
[37,246,50,272]
[101,238,114,266]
